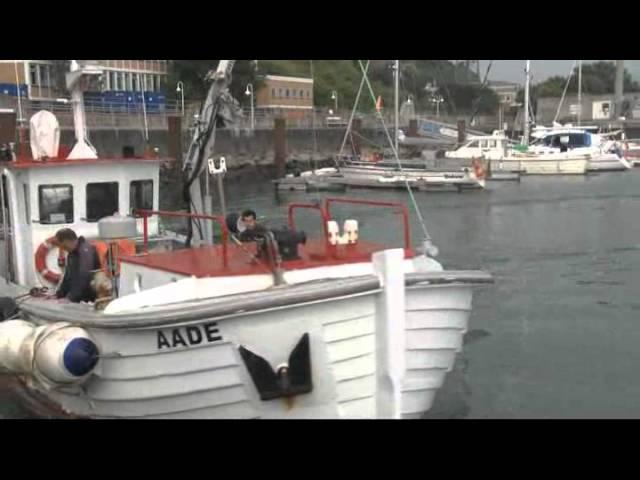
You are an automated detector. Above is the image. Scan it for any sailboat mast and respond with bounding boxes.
[394,60,399,154]
[577,60,582,126]
[523,60,531,146]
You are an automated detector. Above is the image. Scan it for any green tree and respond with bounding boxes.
[533,61,640,98]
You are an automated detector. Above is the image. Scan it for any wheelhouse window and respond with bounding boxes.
[86,182,119,222]
[39,184,73,224]
[130,180,153,215]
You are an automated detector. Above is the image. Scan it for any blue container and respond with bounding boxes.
[0,83,28,97]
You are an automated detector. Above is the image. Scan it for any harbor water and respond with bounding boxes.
[2,170,639,418]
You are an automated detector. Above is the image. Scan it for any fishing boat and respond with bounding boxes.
[0,60,493,419]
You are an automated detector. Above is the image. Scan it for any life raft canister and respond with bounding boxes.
[34,236,66,284]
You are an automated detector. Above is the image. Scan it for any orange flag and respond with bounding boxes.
[376,95,383,112]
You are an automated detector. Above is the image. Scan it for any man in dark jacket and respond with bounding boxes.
[237,209,267,242]
[54,228,101,303]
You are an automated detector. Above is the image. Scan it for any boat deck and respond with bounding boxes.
[120,239,412,277]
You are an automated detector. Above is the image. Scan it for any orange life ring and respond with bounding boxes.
[34,236,66,284]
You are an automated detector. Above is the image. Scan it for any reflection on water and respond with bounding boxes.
[3,170,640,418]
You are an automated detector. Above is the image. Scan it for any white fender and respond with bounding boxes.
[208,156,227,175]
[0,320,35,373]
[327,220,340,245]
[0,320,99,386]
[343,219,359,244]
[327,220,359,246]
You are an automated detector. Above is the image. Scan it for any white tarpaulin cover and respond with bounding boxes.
[29,110,60,160]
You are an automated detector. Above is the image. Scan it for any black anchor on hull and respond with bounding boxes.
[238,333,312,401]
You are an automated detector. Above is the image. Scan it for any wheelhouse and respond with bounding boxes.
[1,157,162,287]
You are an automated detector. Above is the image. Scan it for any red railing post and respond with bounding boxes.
[135,209,229,267]
[221,221,228,268]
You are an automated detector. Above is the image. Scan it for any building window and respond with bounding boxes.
[109,71,116,90]
[148,75,155,92]
[130,180,154,215]
[300,89,304,98]
[278,88,283,98]
[133,73,140,91]
[39,184,73,224]
[307,91,310,98]
[156,75,162,92]
[86,182,119,222]
[29,64,38,86]
[271,88,275,97]
[286,89,289,97]
[30,64,52,88]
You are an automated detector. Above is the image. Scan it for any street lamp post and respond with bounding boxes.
[245,84,254,130]
[431,95,444,117]
[330,90,338,113]
[14,61,26,158]
[176,81,185,116]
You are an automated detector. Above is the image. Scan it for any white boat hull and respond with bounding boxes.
[491,157,588,175]
[587,154,631,172]
[276,165,485,191]
[2,267,488,419]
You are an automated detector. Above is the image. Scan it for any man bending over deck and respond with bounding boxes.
[54,228,101,303]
